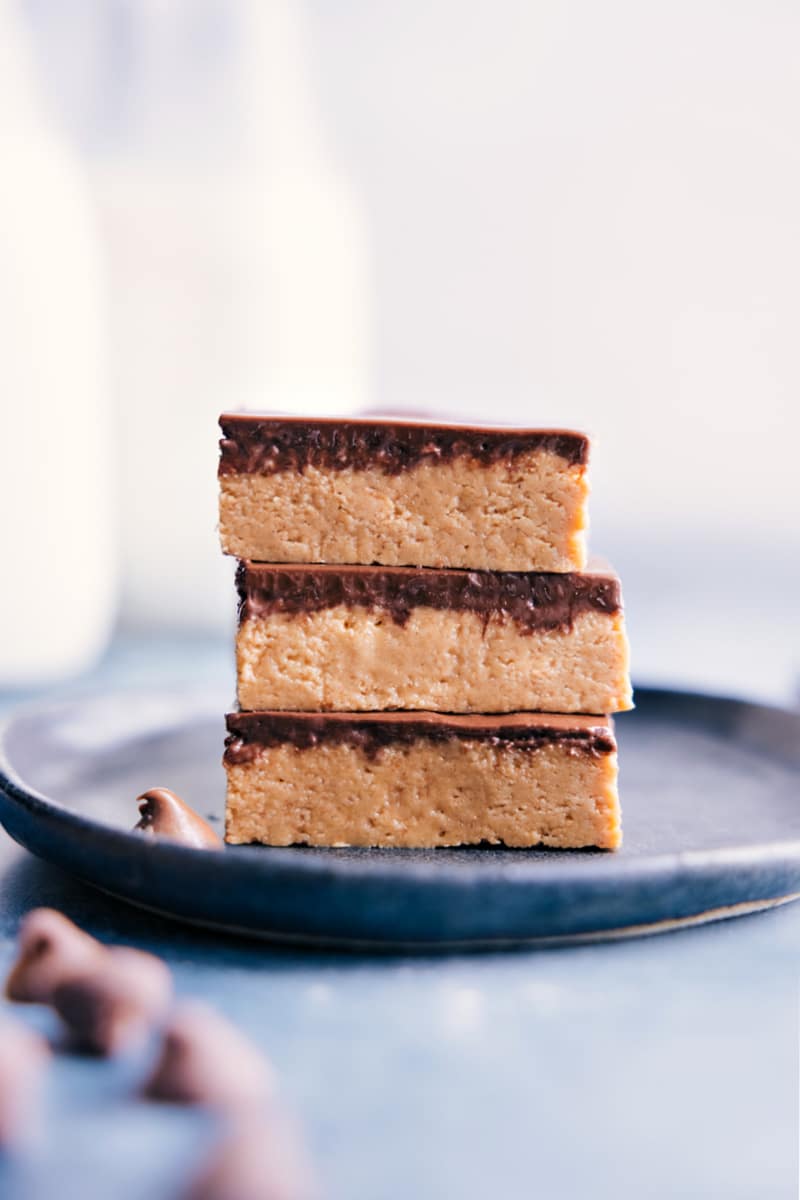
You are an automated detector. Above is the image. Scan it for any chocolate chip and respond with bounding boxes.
[0,1018,50,1152]
[4,908,104,1004]
[143,1003,274,1108]
[183,1112,317,1200]
[135,788,223,849]
[52,947,173,1057]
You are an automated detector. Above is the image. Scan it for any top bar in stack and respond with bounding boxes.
[218,415,589,571]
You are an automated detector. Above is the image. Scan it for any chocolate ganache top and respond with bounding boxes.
[224,711,616,764]
[236,562,621,635]
[218,414,589,476]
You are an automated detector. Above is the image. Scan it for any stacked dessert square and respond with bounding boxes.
[218,415,632,850]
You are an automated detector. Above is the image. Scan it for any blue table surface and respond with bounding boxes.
[1,635,798,1200]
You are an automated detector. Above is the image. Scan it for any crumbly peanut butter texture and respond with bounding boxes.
[224,739,621,850]
[219,452,588,571]
[237,607,631,714]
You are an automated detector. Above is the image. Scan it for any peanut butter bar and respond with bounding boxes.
[218,415,589,571]
[235,561,632,714]
[224,711,620,850]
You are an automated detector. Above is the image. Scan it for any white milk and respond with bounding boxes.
[0,6,114,684]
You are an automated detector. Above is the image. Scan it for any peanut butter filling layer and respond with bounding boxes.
[237,606,631,714]
[219,451,588,571]
[224,737,620,850]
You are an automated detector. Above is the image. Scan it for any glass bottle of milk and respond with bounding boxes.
[0,7,115,685]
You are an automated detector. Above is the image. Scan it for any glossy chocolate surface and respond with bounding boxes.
[219,414,589,476]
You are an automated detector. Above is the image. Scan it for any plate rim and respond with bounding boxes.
[1,683,800,888]
[1,684,800,947]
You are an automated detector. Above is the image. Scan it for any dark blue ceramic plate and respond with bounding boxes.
[0,687,798,948]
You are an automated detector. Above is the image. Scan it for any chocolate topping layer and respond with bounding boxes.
[236,561,621,634]
[224,711,616,764]
[219,414,589,476]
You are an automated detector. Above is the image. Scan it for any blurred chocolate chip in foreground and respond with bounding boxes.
[143,1002,275,1108]
[0,1018,50,1152]
[5,908,105,1004]
[183,1112,317,1200]
[53,947,173,1056]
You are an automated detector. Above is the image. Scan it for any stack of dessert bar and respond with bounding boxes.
[218,415,632,850]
